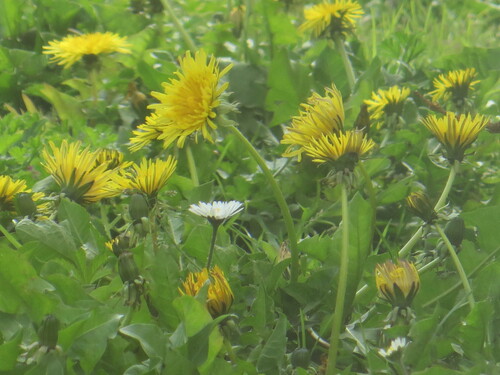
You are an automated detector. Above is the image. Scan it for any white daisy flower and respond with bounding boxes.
[189,200,244,223]
[378,337,407,358]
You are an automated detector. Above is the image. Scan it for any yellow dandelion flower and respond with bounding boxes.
[376,259,420,308]
[282,85,344,160]
[364,86,410,123]
[406,191,437,223]
[127,156,177,198]
[299,0,364,38]
[145,50,232,149]
[179,265,234,318]
[41,140,125,203]
[421,112,489,162]
[303,130,375,169]
[43,32,131,68]
[129,113,165,152]
[0,176,30,211]
[429,68,479,103]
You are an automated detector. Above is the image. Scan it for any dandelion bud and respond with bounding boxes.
[129,193,149,223]
[14,192,37,217]
[229,6,245,38]
[179,265,234,318]
[118,251,140,284]
[375,260,420,308]
[37,315,59,350]
[406,191,437,223]
[444,217,465,247]
[291,348,311,369]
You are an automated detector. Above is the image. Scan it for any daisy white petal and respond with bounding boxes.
[189,200,243,222]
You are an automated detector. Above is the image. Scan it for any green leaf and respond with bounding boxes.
[67,313,122,374]
[16,218,78,265]
[0,245,55,320]
[120,324,167,359]
[26,83,85,124]
[265,48,310,126]
[0,331,22,371]
[462,204,500,252]
[256,314,287,374]
[459,301,493,358]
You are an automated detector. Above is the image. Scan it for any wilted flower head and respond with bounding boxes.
[179,265,234,318]
[378,337,408,358]
[127,156,177,198]
[303,130,375,170]
[375,259,420,308]
[421,112,489,162]
[130,50,233,150]
[406,191,437,223]
[364,86,410,124]
[429,68,479,104]
[189,200,243,225]
[43,32,131,68]
[282,85,344,160]
[41,140,125,203]
[299,0,364,38]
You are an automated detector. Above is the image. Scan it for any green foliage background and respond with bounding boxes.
[0,0,499,374]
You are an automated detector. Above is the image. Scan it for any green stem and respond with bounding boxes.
[0,224,21,249]
[206,223,220,270]
[326,183,349,375]
[333,34,356,90]
[185,144,200,186]
[399,161,459,258]
[150,204,159,253]
[89,68,99,106]
[161,0,197,52]
[434,161,459,211]
[435,223,475,310]
[423,246,500,308]
[227,125,300,282]
[357,161,376,220]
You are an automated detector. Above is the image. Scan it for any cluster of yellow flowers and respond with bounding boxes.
[281,84,375,171]
[35,0,491,324]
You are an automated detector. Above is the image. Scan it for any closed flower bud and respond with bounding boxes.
[37,315,60,350]
[375,260,420,308]
[129,193,149,223]
[291,348,311,369]
[14,192,37,217]
[444,217,465,247]
[118,251,140,283]
[406,191,437,223]
[179,265,234,318]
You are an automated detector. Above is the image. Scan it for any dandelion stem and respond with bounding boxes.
[357,161,376,220]
[333,34,356,90]
[161,0,197,52]
[227,125,300,282]
[89,68,99,106]
[185,144,200,186]
[435,223,475,310]
[0,224,21,249]
[423,246,499,308]
[434,161,459,211]
[326,182,349,375]
[206,222,220,270]
[399,161,459,258]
